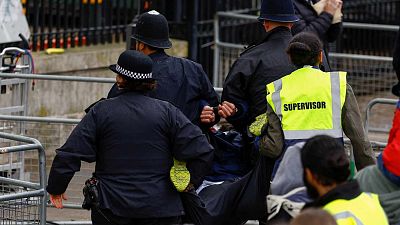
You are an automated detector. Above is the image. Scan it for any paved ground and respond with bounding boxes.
[47,207,91,222]
[47,207,259,224]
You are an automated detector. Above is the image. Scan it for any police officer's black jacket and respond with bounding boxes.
[221,27,297,131]
[47,91,214,218]
[108,51,220,128]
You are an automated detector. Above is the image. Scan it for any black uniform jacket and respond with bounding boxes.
[108,51,220,127]
[292,0,343,54]
[221,27,297,130]
[47,91,214,218]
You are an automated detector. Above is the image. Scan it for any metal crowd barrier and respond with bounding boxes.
[364,98,398,135]
[0,132,46,225]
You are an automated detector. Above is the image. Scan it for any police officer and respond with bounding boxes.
[302,135,388,225]
[47,50,214,225]
[257,32,375,196]
[219,0,299,131]
[108,10,219,129]
[219,0,331,131]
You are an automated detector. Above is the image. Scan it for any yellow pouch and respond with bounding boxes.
[170,159,190,192]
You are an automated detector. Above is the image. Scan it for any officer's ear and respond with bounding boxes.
[116,75,127,89]
[136,42,146,52]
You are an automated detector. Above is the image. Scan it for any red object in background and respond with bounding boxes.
[74,36,79,46]
[382,105,400,176]
[33,36,87,51]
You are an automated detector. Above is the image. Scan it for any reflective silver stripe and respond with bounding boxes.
[330,72,342,130]
[334,211,364,225]
[271,79,283,121]
[284,129,343,140]
[365,192,372,197]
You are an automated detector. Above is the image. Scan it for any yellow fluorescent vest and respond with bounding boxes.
[323,193,389,225]
[266,67,347,140]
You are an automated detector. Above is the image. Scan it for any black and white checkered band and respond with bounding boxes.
[116,64,152,79]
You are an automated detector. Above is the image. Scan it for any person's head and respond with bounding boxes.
[109,50,156,92]
[290,208,337,225]
[301,135,350,199]
[131,10,171,55]
[287,32,323,68]
[258,0,298,32]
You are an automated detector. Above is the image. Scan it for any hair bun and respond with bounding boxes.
[288,41,311,53]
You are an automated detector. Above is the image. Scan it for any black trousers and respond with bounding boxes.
[91,208,182,225]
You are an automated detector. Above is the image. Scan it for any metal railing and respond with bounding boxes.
[0,73,223,95]
[0,132,46,225]
[364,98,398,135]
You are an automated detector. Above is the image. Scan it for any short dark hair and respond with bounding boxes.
[132,40,163,52]
[124,79,156,92]
[301,135,350,186]
[287,32,323,68]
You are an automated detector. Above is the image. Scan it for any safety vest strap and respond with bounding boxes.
[333,211,364,225]
[270,79,283,121]
[284,128,343,140]
[330,72,342,130]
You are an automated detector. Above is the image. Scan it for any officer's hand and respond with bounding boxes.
[324,0,342,15]
[218,101,237,118]
[200,106,215,124]
[49,193,67,209]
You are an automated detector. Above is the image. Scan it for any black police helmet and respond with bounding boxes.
[258,0,299,23]
[132,10,172,49]
[109,50,154,81]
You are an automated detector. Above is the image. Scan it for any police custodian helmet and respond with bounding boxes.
[132,10,172,49]
[258,0,299,23]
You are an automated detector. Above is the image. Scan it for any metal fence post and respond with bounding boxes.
[188,0,199,62]
[213,14,220,87]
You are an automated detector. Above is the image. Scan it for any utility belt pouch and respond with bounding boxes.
[82,177,99,210]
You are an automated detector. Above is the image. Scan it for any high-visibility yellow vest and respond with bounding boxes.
[323,192,389,225]
[266,67,347,140]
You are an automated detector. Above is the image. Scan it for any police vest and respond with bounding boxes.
[323,192,389,225]
[266,67,347,141]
